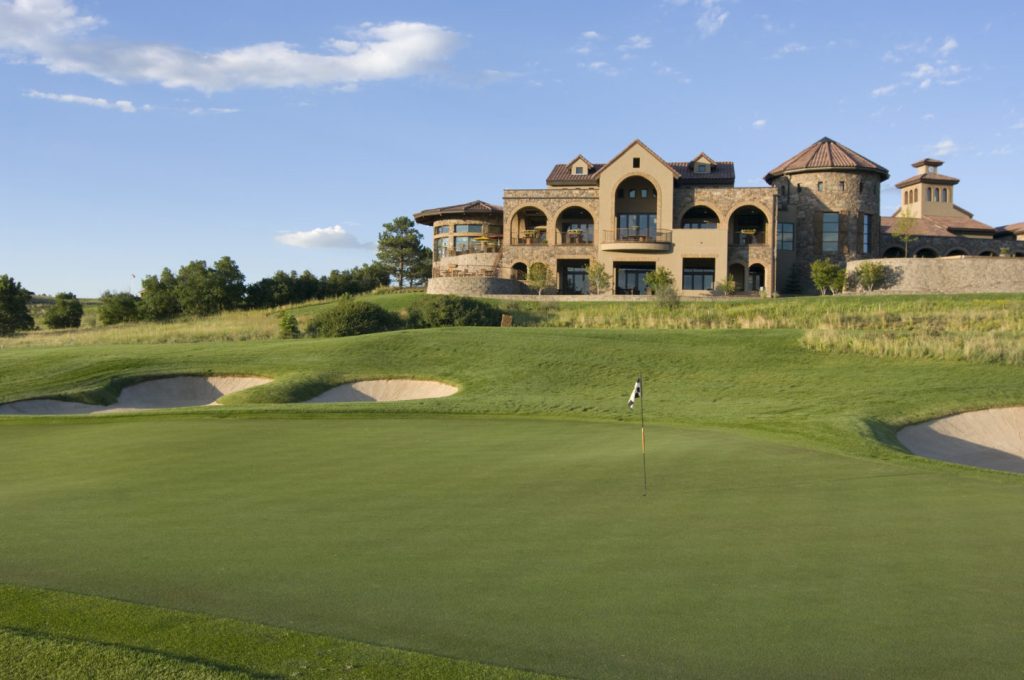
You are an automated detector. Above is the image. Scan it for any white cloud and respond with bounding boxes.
[931,139,957,156]
[774,42,807,57]
[583,60,620,77]
[991,146,1011,156]
[922,112,935,120]
[1011,119,1024,129]
[582,31,601,40]
[752,119,766,129]
[696,0,728,37]
[618,35,652,51]
[188,106,239,115]
[26,89,137,112]
[872,84,897,97]
[0,0,460,93]
[275,225,371,249]
[938,37,958,57]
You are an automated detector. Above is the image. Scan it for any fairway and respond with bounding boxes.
[3,414,1024,678]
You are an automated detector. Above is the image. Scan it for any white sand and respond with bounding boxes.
[897,406,1024,473]
[306,380,458,403]
[0,376,271,416]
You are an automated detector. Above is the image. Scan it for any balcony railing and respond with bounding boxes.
[434,242,502,260]
[602,229,673,244]
[435,264,500,278]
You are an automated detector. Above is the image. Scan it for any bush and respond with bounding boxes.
[856,262,887,291]
[279,313,300,339]
[809,259,845,295]
[713,276,736,296]
[585,262,610,294]
[307,300,401,337]
[97,291,140,325]
[409,295,501,328]
[43,292,84,329]
[0,274,34,336]
[525,262,550,295]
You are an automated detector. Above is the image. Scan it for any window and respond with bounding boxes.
[777,223,794,251]
[839,181,846,191]
[817,181,823,191]
[927,187,932,201]
[797,184,802,193]
[433,237,450,259]
[683,258,715,291]
[942,188,948,202]
[628,189,636,199]
[862,214,872,254]
[454,224,483,233]
[434,226,450,235]
[615,262,655,294]
[822,213,839,253]
[454,236,471,253]
[695,163,710,174]
[859,181,864,194]
[574,166,584,174]
[781,183,789,197]
[640,189,649,199]
[632,157,640,168]
[616,214,657,239]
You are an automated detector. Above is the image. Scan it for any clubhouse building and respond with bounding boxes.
[415,139,1024,296]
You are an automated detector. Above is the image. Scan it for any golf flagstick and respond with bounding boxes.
[628,376,646,496]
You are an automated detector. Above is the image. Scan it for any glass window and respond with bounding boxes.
[454,224,483,233]
[683,258,715,291]
[616,214,657,239]
[434,226,450,235]
[454,236,471,252]
[574,167,584,174]
[632,157,640,168]
[640,189,649,199]
[817,181,823,191]
[696,163,710,174]
[839,181,846,191]
[862,214,872,254]
[777,223,794,251]
[822,213,839,253]
[942,188,948,202]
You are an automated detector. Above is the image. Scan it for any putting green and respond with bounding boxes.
[2,415,1023,679]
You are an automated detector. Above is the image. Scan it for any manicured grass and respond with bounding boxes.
[2,416,1024,678]
[2,325,1023,677]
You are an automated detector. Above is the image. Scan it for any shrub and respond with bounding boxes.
[43,292,84,329]
[410,295,501,327]
[585,262,610,294]
[525,262,550,295]
[856,262,887,291]
[809,259,845,295]
[0,274,34,336]
[279,313,300,339]
[713,276,736,296]
[645,267,677,306]
[97,291,140,325]
[307,300,401,337]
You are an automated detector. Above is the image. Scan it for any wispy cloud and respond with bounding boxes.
[773,42,807,58]
[583,61,620,77]
[618,35,652,51]
[188,106,240,115]
[1011,119,1024,130]
[752,119,766,129]
[669,0,729,37]
[931,139,957,156]
[582,31,601,40]
[275,225,372,249]
[0,0,460,93]
[938,37,958,57]
[990,146,1011,156]
[871,84,897,97]
[26,89,140,112]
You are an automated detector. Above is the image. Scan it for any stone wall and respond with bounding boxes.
[426,276,531,296]
[879,234,1024,258]
[846,257,1024,294]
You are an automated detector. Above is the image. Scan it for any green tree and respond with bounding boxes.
[212,256,246,310]
[43,292,84,329]
[376,216,432,289]
[139,268,181,321]
[645,266,677,305]
[891,210,917,258]
[175,260,219,316]
[97,291,140,325]
[585,261,610,295]
[278,313,300,339]
[856,262,888,291]
[809,259,845,295]
[0,274,34,336]
[525,262,550,295]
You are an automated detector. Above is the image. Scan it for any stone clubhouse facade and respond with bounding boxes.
[415,138,1024,296]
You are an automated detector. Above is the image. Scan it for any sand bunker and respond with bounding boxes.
[307,380,458,403]
[897,407,1024,473]
[0,376,271,416]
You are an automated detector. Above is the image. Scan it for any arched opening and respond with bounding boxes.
[510,207,548,245]
[749,263,766,292]
[914,248,938,258]
[1015,251,1024,258]
[945,249,966,256]
[883,246,905,258]
[728,263,746,292]
[680,206,719,230]
[729,206,768,245]
[511,262,528,281]
[978,251,996,257]
[614,176,658,241]
[556,206,595,244]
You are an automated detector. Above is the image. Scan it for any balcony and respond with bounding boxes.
[434,240,501,261]
[599,229,673,253]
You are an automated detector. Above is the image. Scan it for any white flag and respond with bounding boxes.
[627,377,642,409]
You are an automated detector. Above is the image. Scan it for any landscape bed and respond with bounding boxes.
[1,303,1023,678]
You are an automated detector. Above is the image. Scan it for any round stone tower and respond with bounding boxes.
[764,137,889,293]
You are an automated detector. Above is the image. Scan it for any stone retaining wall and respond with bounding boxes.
[426,276,531,296]
[846,257,1024,294]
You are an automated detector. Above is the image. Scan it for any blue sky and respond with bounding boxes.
[2,0,1022,296]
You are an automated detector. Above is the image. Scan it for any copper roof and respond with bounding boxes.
[881,214,996,238]
[894,172,960,189]
[413,200,503,226]
[764,137,889,182]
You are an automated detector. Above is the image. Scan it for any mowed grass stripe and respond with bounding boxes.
[2,416,1023,678]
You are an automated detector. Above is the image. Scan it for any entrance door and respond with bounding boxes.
[614,263,655,295]
[558,260,589,294]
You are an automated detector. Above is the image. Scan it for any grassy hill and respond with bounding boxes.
[1,294,1023,678]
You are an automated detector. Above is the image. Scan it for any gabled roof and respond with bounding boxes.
[895,172,960,189]
[881,214,996,238]
[691,152,716,165]
[413,200,503,226]
[765,137,889,182]
[568,154,593,169]
[592,139,682,179]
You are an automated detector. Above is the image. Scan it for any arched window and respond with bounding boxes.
[942,188,948,202]
[679,206,719,229]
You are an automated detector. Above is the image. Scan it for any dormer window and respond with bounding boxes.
[574,166,584,175]
[695,163,710,174]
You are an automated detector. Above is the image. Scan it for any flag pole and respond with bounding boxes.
[639,375,647,496]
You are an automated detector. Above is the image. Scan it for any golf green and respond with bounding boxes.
[2,415,1023,679]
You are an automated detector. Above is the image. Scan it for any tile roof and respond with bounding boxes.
[1001,222,1024,235]
[764,137,889,182]
[413,200,503,226]
[881,214,996,238]
[894,172,960,189]
[546,160,735,186]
